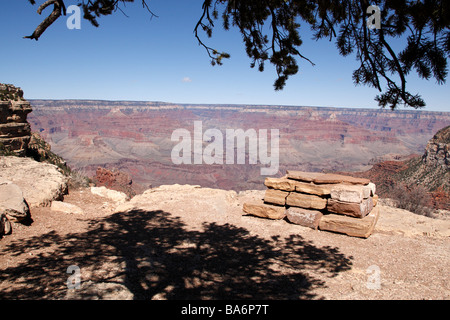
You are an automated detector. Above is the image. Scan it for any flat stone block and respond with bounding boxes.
[264,177,298,192]
[286,207,323,229]
[327,197,374,218]
[286,192,327,210]
[295,182,333,196]
[319,206,380,238]
[264,189,289,206]
[286,171,321,182]
[330,184,371,203]
[312,173,371,185]
[286,171,371,186]
[265,177,333,196]
[243,202,286,220]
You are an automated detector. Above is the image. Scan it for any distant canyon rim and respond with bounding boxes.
[28,100,450,191]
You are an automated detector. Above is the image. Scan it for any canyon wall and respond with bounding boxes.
[28,100,450,191]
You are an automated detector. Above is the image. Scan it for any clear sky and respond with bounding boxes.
[1,0,449,111]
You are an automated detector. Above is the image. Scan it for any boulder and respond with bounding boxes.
[286,207,323,229]
[0,179,30,222]
[0,156,68,207]
[286,192,327,210]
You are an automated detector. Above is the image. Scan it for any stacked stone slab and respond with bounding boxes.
[242,170,380,238]
[0,84,32,156]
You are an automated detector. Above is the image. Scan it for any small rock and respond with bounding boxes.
[51,201,84,215]
[0,179,30,223]
[90,186,128,203]
[0,213,12,236]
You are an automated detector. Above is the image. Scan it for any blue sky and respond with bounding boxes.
[0,0,449,111]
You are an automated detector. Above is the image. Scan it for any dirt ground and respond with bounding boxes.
[0,187,449,300]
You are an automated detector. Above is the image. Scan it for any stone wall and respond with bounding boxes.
[243,171,380,238]
[0,84,32,156]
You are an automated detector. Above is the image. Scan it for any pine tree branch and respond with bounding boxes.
[24,0,64,41]
[194,1,229,65]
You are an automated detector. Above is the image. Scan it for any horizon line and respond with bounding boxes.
[25,98,450,114]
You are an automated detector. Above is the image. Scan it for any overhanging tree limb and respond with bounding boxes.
[23,0,449,110]
[24,0,64,40]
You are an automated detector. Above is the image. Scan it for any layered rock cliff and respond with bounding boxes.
[353,126,450,210]
[398,126,450,193]
[0,83,70,176]
[423,125,450,169]
[0,84,32,156]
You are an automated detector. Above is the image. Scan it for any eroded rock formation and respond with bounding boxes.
[0,84,32,156]
[423,125,450,169]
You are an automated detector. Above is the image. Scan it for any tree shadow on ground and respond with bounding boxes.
[0,210,352,299]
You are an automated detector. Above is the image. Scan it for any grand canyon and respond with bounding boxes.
[3,0,450,302]
[2,85,450,301]
[27,99,450,191]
